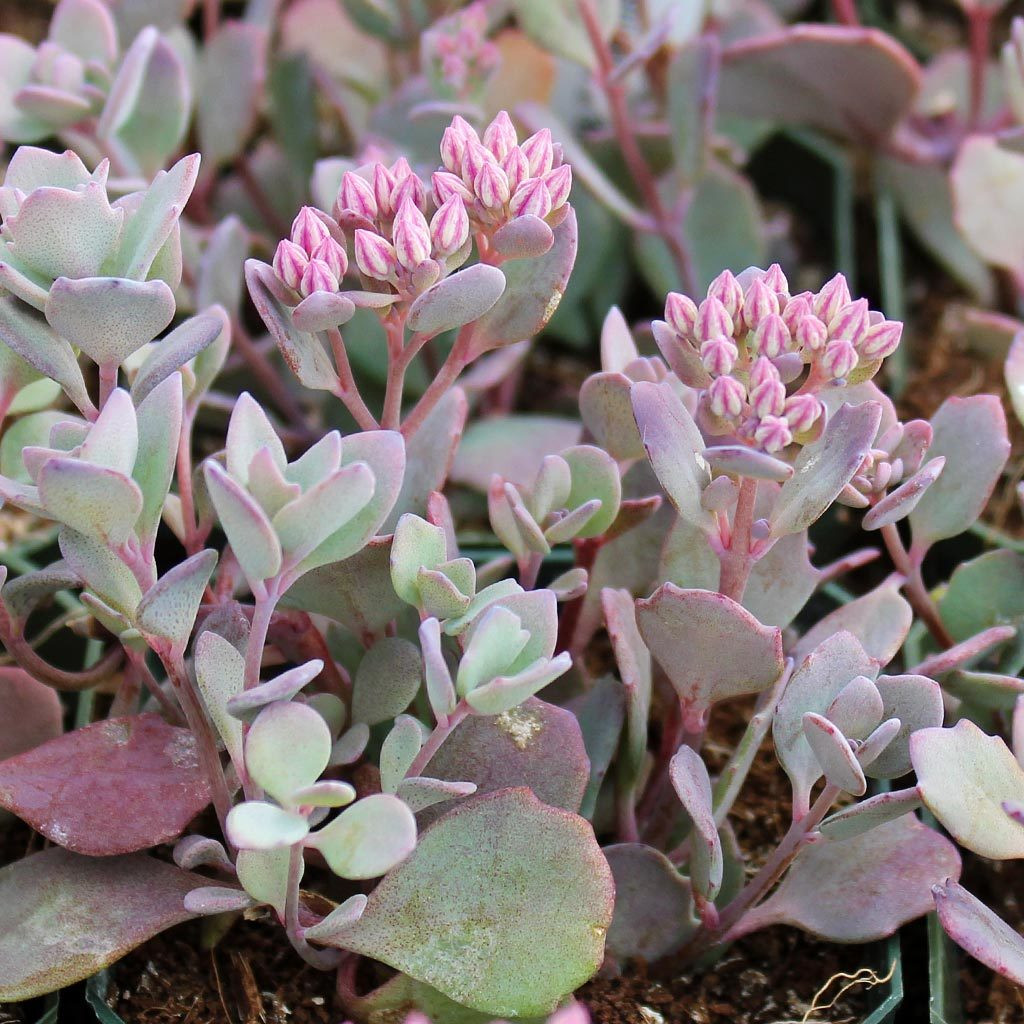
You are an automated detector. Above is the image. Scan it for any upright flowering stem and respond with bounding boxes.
[880,524,954,648]
[401,328,472,438]
[406,701,471,777]
[717,477,758,601]
[968,7,993,130]
[327,327,380,431]
[381,313,409,430]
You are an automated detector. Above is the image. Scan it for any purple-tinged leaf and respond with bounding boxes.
[184,886,257,914]
[934,879,1024,985]
[491,216,555,260]
[408,264,506,335]
[636,584,783,731]
[304,894,368,944]
[0,713,209,854]
[731,817,959,942]
[742,529,819,629]
[340,789,613,1017]
[134,372,184,545]
[909,395,1010,553]
[604,843,695,961]
[0,667,62,760]
[862,456,945,530]
[1007,332,1024,427]
[379,716,425,794]
[703,445,793,482]
[912,721,1024,859]
[0,849,203,999]
[132,309,227,404]
[291,291,356,333]
[173,835,233,872]
[227,659,324,721]
[802,712,866,795]
[911,626,1016,679]
[38,458,144,546]
[825,674,884,740]
[770,401,881,537]
[397,778,477,813]
[820,787,923,840]
[580,372,645,461]
[135,549,217,654]
[669,746,722,906]
[719,25,921,143]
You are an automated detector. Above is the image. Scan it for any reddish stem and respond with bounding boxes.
[717,477,758,601]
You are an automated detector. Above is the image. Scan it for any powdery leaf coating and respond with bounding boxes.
[820,787,923,840]
[245,701,332,806]
[423,698,589,820]
[801,712,866,795]
[194,631,245,769]
[718,25,921,143]
[131,310,226,404]
[37,458,143,547]
[580,372,645,461]
[733,816,959,942]
[604,843,695,961]
[352,637,423,725]
[0,849,203,1000]
[306,793,417,879]
[1006,333,1024,428]
[135,549,217,654]
[669,745,722,903]
[912,720,1024,860]
[938,549,1024,643]
[133,372,184,544]
[636,584,783,731]
[0,713,210,855]
[908,395,1010,553]
[867,674,943,779]
[407,264,507,335]
[226,801,310,849]
[0,667,62,760]
[934,880,1024,985]
[236,847,293,916]
[340,789,614,1017]
[769,401,881,537]
[562,444,621,539]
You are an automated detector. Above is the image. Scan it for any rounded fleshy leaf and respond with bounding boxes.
[933,880,1024,985]
[244,701,332,806]
[339,789,613,1018]
[669,746,722,905]
[0,713,210,854]
[801,712,866,795]
[579,372,644,461]
[0,667,62,761]
[867,674,943,779]
[292,290,356,332]
[38,458,143,546]
[194,631,245,770]
[173,835,234,873]
[464,652,573,716]
[131,309,227,404]
[304,894,369,945]
[133,372,184,544]
[820,787,923,840]
[226,800,310,850]
[862,457,945,530]
[225,391,287,485]
[306,793,417,880]
[353,637,423,726]
[236,847,293,916]
[407,264,507,335]
[561,444,621,539]
[135,549,217,653]
[379,715,426,794]
[396,778,478,814]
[912,720,1024,859]
[184,886,257,915]
[226,660,324,721]
[824,674,884,740]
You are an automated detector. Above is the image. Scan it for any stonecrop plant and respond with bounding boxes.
[2,1,1024,1022]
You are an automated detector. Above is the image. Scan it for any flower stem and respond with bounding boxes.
[400,335,469,439]
[880,524,953,648]
[406,701,470,777]
[717,477,758,601]
[327,327,380,431]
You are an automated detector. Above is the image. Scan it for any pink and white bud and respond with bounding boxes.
[829,298,870,345]
[696,297,733,344]
[441,116,478,174]
[754,415,793,453]
[290,206,330,254]
[430,194,470,255]
[749,377,786,418]
[784,393,823,434]
[742,277,779,331]
[393,199,432,270]
[373,163,399,218]
[509,178,552,220]
[483,110,518,160]
[354,229,398,281]
[665,292,698,338]
[751,313,789,359]
[337,172,377,221]
[762,262,790,297]
[432,170,473,206]
[543,164,572,210]
[794,314,828,352]
[462,142,497,189]
[781,293,813,334]
[520,128,554,176]
[748,356,781,391]
[310,236,348,280]
[392,172,428,213]
[707,270,744,319]
[873,459,894,492]
[707,374,746,419]
[813,273,852,323]
[700,335,738,375]
[502,147,530,193]
[273,239,309,292]
[474,160,511,210]
[299,258,339,297]
[821,339,859,380]
[860,319,903,360]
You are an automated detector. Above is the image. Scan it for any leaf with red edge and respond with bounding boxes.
[0,848,203,1000]
[934,879,1024,985]
[718,25,921,143]
[0,713,210,854]
[0,667,62,760]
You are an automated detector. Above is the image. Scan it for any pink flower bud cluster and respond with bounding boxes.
[839,418,932,507]
[660,266,904,454]
[435,112,572,234]
[272,207,349,298]
[423,2,499,99]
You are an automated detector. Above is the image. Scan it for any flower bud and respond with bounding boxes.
[665,292,698,338]
[696,297,733,344]
[860,319,903,360]
[299,258,339,297]
[392,171,428,213]
[794,314,828,352]
[751,313,789,358]
[502,147,530,193]
[813,273,852,323]
[373,163,399,218]
[821,339,859,380]
[509,178,552,219]
[310,236,348,280]
[441,117,478,174]
[520,128,554,176]
[337,171,377,221]
[273,239,308,292]
[754,415,793,452]
[430,194,470,255]
[700,335,738,375]
[474,160,511,210]
[393,199,432,270]
[543,164,572,210]
[784,393,823,434]
[483,110,518,160]
[707,270,743,319]
[742,278,779,330]
[873,459,893,492]
[762,263,790,298]
[354,229,398,280]
[781,294,813,334]
[749,377,786,418]
[432,170,473,206]
[290,206,330,253]
[829,298,869,345]
[707,374,746,419]
[463,142,496,189]
[748,356,780,391]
